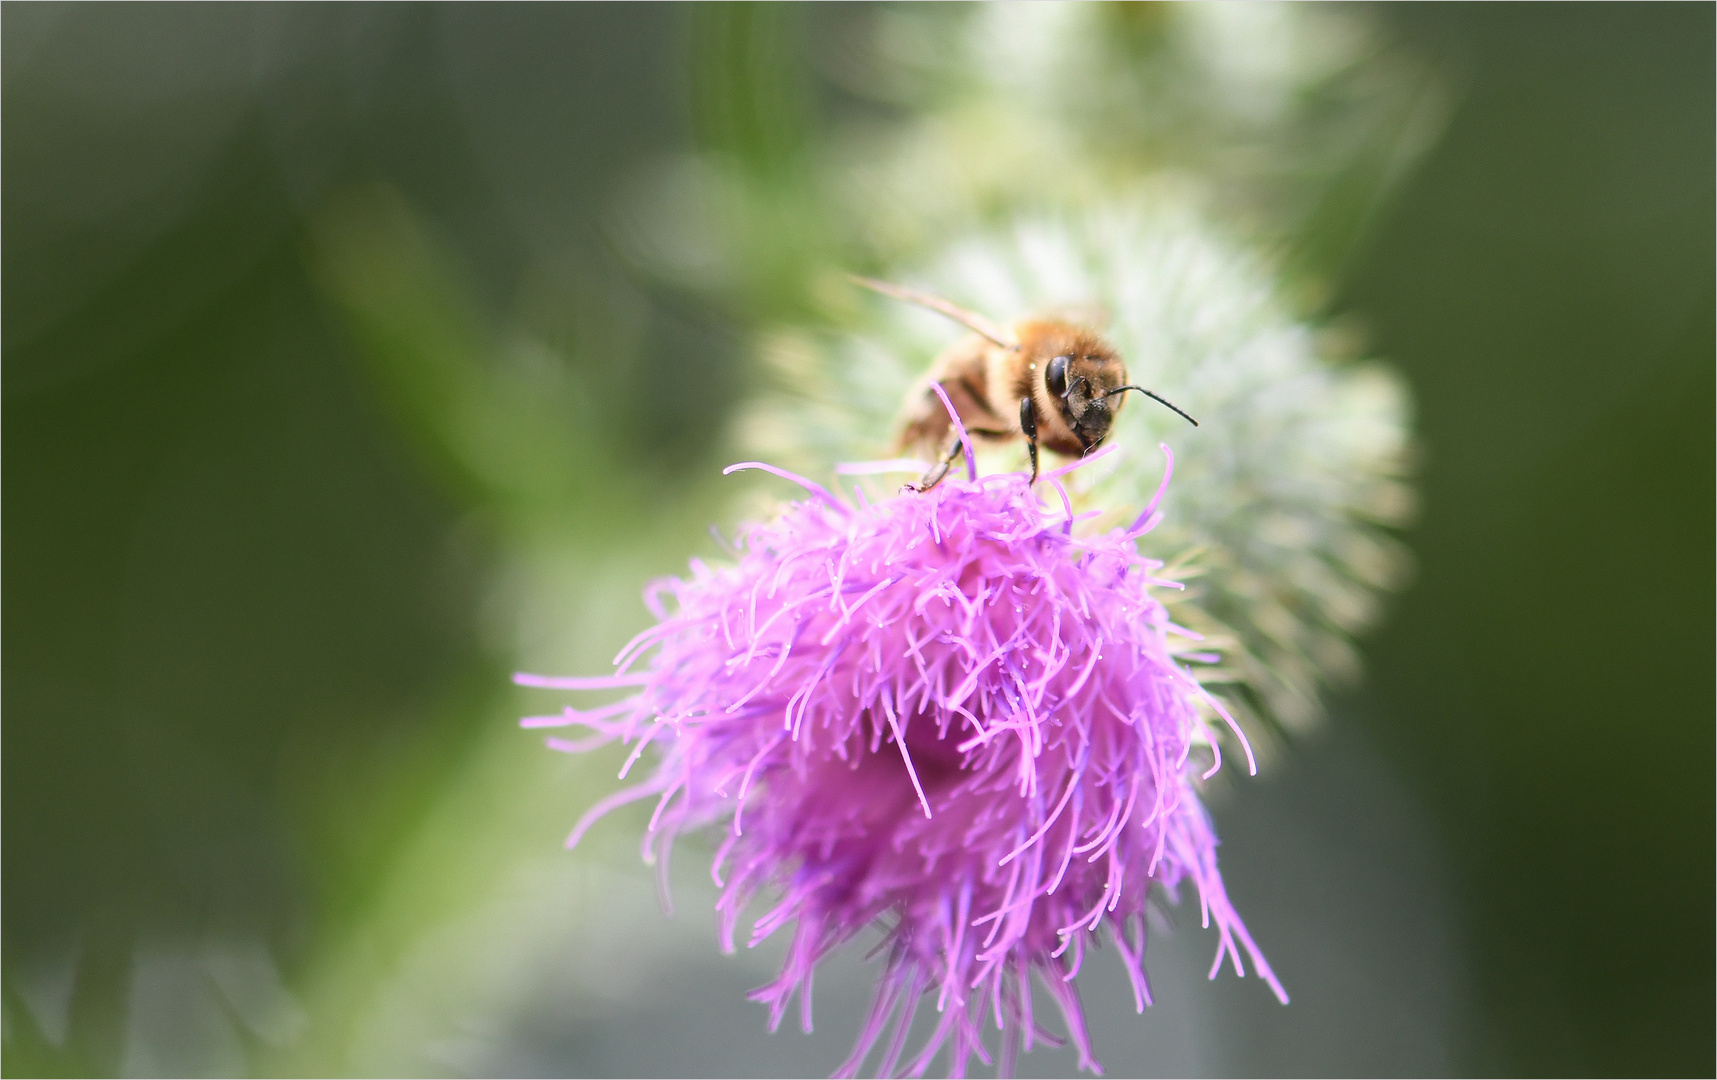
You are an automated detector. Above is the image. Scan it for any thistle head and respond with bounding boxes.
[522,455,1284,1076]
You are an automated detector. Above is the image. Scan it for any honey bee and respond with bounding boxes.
[852,276,1197,491]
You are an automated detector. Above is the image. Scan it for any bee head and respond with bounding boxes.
[1044,350,1200,451]
[1024,321,1196,456]
[1045,352,1123,451]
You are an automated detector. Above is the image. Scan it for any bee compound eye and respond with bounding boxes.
[1046,355,1070,397]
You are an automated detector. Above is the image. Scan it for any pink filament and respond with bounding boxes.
[929,381,978,482]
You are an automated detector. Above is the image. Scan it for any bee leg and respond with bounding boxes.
[1019,396,1040,484]
[907,434,964,494]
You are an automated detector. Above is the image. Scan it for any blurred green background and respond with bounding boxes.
[3,4,1710,1077]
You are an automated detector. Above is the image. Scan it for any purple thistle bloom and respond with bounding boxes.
[518,436,1285,1077]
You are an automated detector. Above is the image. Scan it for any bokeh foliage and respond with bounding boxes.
[3,4,1711,1077]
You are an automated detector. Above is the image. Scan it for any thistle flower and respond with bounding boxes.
[519,404,1284,1077]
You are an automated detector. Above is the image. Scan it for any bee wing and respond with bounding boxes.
[848,275,1018,351]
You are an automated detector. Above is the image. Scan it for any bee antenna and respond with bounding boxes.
[1105,385,1199,427]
